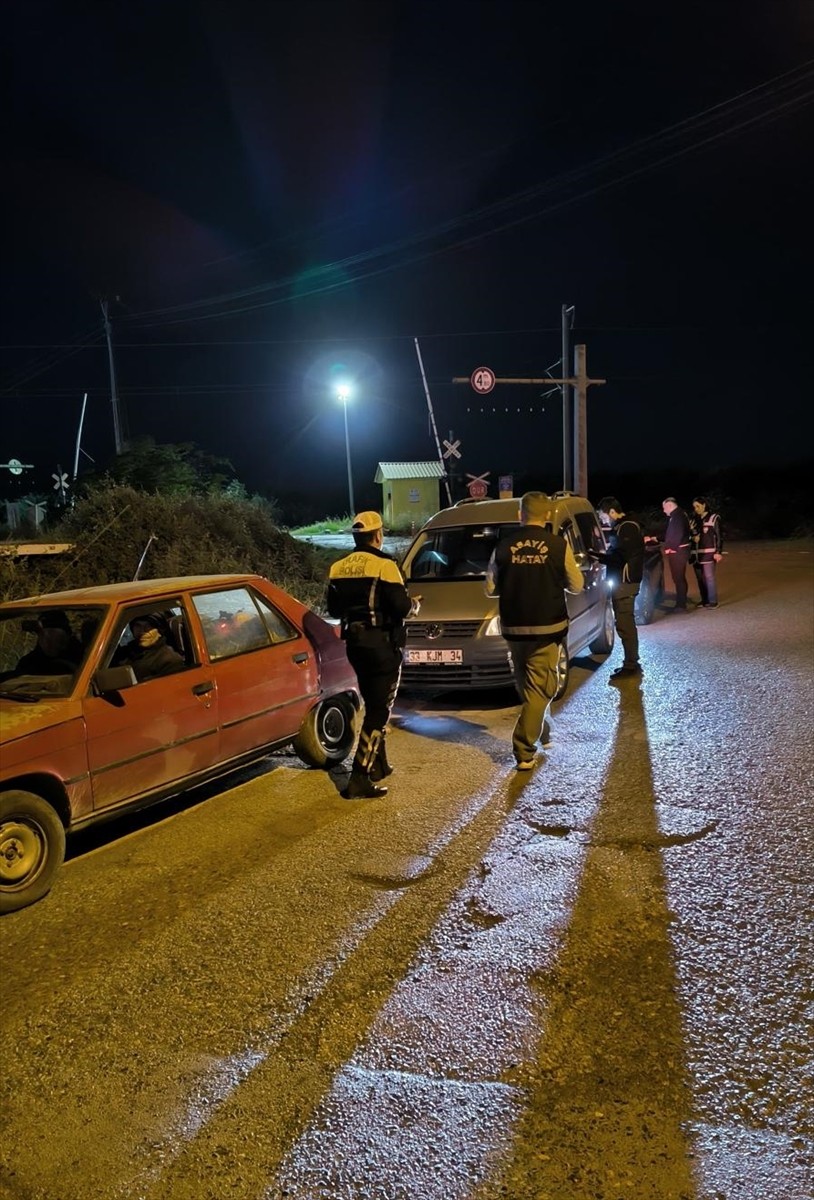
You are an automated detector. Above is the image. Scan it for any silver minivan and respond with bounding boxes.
[400,493,615,697]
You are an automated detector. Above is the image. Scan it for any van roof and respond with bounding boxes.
[420,494,595,532]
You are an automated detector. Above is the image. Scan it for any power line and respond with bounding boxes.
[120,60,814,329]
[1,324,105,392]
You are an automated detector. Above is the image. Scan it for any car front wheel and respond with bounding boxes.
[0,790,66,914]
[293,695,358,769]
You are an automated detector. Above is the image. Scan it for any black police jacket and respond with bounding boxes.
[326,546,412,648]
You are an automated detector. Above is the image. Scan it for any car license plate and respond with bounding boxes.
[405,649,463,665]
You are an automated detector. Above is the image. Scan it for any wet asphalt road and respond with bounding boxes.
[1,542,812,1200]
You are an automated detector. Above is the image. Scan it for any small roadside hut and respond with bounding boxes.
[374,461,447,531]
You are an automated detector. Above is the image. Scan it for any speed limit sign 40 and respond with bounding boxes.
[470,366,496,394]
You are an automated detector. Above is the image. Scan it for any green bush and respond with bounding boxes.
[0,485,336,611]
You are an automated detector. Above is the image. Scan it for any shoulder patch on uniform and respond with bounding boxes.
[378,558,405,584]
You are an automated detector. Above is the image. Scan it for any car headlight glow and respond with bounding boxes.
[484,615,502,636]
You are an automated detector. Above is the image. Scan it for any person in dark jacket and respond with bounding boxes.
[118,614,185,682]
[590,497,645,680]
[662,497,693,611]
[690,496,724,607]
[485,491,584,770]
[326,511,419,799]
[13,610,83,676]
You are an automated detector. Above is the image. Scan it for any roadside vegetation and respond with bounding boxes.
[290,516,353,536]
[0,482,338,610]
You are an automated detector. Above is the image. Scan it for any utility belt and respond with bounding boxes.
[343,617,404,653]
[343,616,389,638]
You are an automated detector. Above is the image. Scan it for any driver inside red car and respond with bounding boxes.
[13,611,84,676]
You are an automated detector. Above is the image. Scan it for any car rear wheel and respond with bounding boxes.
[553,641,571,701]
[0,790,66,914]
[293,695,358,769]
[589,597,616,654]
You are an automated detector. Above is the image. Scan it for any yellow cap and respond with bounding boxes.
[350,511,383,533]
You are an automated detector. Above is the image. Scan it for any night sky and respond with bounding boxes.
[4,1,814,515]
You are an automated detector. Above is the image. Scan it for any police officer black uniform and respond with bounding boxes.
[690,496,724,607]
[591,497,645,680]
[485,491,584,769]
[326,511,419,799]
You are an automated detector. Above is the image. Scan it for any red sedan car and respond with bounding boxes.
[0,575,360,913]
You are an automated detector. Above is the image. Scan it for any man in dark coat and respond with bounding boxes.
[662,497,693,612]
[591,497,645,680]
[119,614,185,682]
[485,491,583,769]
[326,511,419,799]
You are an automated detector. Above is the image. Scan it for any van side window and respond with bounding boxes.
[576,511,605,554]
[561,520,587,559]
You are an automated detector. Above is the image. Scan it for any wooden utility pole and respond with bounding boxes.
[453,346,605,498]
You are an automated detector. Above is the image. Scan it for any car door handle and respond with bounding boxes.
[292,652,309,664]
[191,681,214,696]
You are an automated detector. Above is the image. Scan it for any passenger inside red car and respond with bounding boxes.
[114,613,186,683]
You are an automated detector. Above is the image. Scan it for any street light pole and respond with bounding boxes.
[338,387,355,517]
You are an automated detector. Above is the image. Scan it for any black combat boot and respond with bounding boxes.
[340,764,388,800]
[369,737,394,783]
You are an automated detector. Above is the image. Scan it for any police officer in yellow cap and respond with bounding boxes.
[326,511,420,798]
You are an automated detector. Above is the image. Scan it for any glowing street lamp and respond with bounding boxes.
[337,384,355,518]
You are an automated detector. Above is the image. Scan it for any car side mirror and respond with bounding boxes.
[94,665,137,694]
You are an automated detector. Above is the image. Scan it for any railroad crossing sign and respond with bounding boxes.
[52,468,69,502]
[470,366,496,394]
[442,438,461,460]
[466,471,490,499]
[1,458,34,476]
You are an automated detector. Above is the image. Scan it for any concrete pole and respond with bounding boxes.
[341,398,355,518]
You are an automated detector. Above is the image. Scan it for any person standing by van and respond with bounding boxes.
[591,497,645,679]
[485,491,584,770]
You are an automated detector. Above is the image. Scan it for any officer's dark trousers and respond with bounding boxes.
[666,548,690,608]
[346,632,401,775]
[611,591,639,667]
[507,635,560,763]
